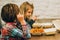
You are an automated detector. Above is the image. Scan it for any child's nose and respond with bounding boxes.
[29,13,32,16]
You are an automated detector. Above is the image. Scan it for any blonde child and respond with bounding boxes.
[17,1,37,29]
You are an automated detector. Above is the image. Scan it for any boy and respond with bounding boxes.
[1,3,31,40]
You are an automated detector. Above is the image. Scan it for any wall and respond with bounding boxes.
[0,0,60,25]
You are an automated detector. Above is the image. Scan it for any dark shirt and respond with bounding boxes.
[25,18,35,28]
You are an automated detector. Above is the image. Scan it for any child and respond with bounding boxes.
[17,1,37,29]
[1,3,31,40]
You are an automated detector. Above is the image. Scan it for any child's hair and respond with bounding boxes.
[20,1,34,15]
[1,3,19,22]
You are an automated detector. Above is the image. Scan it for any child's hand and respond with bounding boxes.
[31,16,37,21]
[17,13,27,25]
[17,13,24,22]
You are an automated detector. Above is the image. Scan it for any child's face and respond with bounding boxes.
[24,6,33,19]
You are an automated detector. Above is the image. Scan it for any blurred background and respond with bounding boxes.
[0,0,60,26]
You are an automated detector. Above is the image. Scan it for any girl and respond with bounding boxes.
[17,1,37,29]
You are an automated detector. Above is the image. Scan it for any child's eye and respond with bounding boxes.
[28,12,31,13]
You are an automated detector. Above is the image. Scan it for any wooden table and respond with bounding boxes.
[29,33,60,40]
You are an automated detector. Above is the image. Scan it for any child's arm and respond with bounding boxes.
[10,28,23,37]
[16,13,28,36]
[28,16,37,28]
[27,19,35,28]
